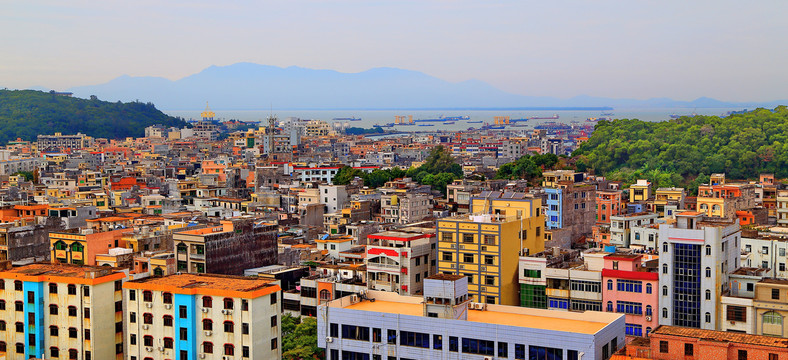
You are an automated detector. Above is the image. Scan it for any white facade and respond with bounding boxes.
[609,213,659,247]
[741,236,788,278]
[658,214,740,330]
[318,184,349,214]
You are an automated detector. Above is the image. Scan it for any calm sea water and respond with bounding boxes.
[163,108,744,132]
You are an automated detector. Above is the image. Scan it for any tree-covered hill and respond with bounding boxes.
[572,106,788,187]
[0,90,187,144]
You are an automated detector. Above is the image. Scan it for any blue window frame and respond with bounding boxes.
[625,323,643,336]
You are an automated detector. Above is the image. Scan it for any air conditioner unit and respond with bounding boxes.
[201,308,209,313]
[350,295,359,302]
[450,244,456,249]
[730,321,736,325]
[158,347,165,352]
[164,304,172,310]
[142,325,149,330]
[145,303,153,308]
[484,357,493,360]
[460,245,465,250]
[326,337,334,343]
[145,347,153,352]
[450,264,456,269]
[645,316,652,321]
[480,266,486,271]
[199,354,206,359]
[475,303,486,310]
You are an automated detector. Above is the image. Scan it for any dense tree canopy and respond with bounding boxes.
[0,90,187,144]
[282,314,322,360]
[572,107,788,191]
[495,153,560,182]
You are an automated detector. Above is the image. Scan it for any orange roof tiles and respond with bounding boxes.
[653,325,788,348]
[124,273,280,299]
[0,263,125,285]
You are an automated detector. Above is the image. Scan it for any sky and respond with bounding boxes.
[1,0,787,102]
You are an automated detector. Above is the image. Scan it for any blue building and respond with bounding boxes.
[545,188,563,229]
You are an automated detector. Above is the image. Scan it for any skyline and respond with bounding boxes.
[2,1,788,102]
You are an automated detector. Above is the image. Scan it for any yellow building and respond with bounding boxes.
[0,262,127,360]
[436,194,545,305]
[542,170,583,188]
[628,179,652,202]
[753,279,788,337]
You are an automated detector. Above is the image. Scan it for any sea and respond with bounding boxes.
[163,108,745,133]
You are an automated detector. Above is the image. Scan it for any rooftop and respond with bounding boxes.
[342,298,616,335]
[0,263,124,284]
[652,325,788,348]
[124,273,280,298]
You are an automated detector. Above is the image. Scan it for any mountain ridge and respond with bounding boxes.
[67,63,787,110]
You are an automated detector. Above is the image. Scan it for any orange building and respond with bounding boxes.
[597,190,624,225]
[612,325,788,360]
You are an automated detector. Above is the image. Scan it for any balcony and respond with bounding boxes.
[367,262,400,271]
[546,288,569,298]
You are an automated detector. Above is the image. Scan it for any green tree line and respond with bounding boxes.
[0,90,187,144]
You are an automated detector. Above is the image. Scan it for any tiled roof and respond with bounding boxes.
[653,325,788,348]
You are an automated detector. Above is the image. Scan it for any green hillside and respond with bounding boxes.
[0,90,187,144]
[572,106,788,190]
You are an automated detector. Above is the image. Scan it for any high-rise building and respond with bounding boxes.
[658,212,740,330]
[124,273,282,360]
[436,192,544,305]
[0,262,127,360]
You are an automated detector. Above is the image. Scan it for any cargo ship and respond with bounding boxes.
[529,114,560,120]
[414,115,470,122]
[418,124,434,127]
[332,117,361,121]
[467,120,483,123]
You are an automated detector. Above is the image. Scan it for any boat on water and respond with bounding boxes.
[529,114,560,120]
[443,121,455,125]
[509,118,529,123]
[467,120,483,123]
[414,115,470,122]
[600,112,614,116]
[333,117,361,121]
[418,124,434,127]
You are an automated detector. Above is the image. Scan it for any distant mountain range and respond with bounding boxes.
[67,62,787,110]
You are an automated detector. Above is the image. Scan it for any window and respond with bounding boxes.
[84,307,91,319]
[662,285,668,296]
[203,342,213,354]
[705,312,711,323]
[69,327,78,338]
[772,288,780,300]
[163,337,173,349]
[15,343,24,354]
[179,305,187,318]
[433,335,442,350]
[441,232,452,242]
[180,327,188,341]
[485,255,494,265]
[763,246,769,255]
[129,289,136,301]
[163,292,172,304]
[662,308,668,318]
[616,301,642,315]
[739,350,748,360]
[163,315,173,327]
[662,264,668,274]
[449,337,459,352]
[769,354,778,360]
[659,341,668,353]
[607,279,613,290]
[143,290,152,302]
[143,335,153,347]
[49,283,58,294]
[606,301,613,312]
[342,325,370,341]
[705,245,711,255]
[685,343,694,356]
[50,304,58,315]
[400,331,429,348]
[462,233,474,243]
[706,267,712,277]
[727,306,747,322]
[461,338,494,356]
[0,300,4,310]
[202,296,212,308]
[530,346,563,360]
[130,312,136,323]
[223,298,233,310]
[224,344,235,356]
[224,321,234,333]
[130,334,137,345]
[483,234,495,245]
[706,289,711,300]
[372,328,381,343]
[68,305,77,317]
[463,253,473,263]
[203,319,213,331]
[83,287,90,297]
[485,276,494,286]
[617,279,643,293]
[13,280,22,291]
[66,284,76,295]
[663,242,668,252]
[646,305,652,316]
[625,323,643,336]
[143,313,153,324]
[646,283,652,294]
[763,311,783,325]
[49,325,57,336]
[442,252,452,261]
[387,330,397,344]
[498,342,508,358]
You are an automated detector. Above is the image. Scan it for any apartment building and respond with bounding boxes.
[365,229,435,296]
[629,179,652,202]
[697,174,757,219]
[50,228,130,266]
[0,262,126,360]
[37,132,93,151]
[740,232,788,278]
[379,179,433,225]
[318,274,625,360]
[596,190,623,225]
[609,212,659,248]
[602,253,659,337]
[124,273,282,360]
[651,187,685,216]
[543,178,597,242]
[436,192,544,305]
[612,325,788,360]
[658,212,740,330]
[171,217,278,275]
[719,267,768,334]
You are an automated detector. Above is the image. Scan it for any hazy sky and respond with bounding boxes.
[2,1,787,101]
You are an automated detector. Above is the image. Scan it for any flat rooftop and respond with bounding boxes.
[125,273,280,298]
[653,326,788,348]
[0,263,124,284]
[343,299,614,335]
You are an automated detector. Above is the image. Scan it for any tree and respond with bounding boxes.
[282,314,323,360]
[332,166,363,185]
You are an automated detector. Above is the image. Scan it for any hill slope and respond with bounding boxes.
[68,63,788,110]
[573,106,788,183]
[0,90,187,144]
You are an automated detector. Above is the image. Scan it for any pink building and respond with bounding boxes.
[602,253,658,337]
